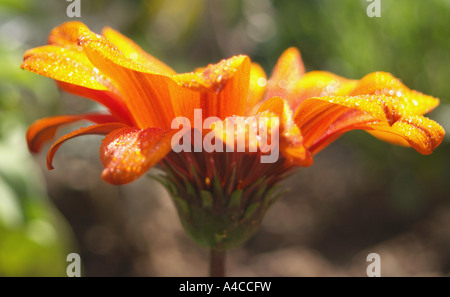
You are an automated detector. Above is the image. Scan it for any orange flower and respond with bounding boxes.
[23,21,445,186]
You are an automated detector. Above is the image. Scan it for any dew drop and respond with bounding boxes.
[257,77,267,87]
[278,79,288,89]
[129,52,138,61]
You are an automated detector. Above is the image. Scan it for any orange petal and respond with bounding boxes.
[102,27,176,75]
[57,82,133,125]
[172,55,251,120]
[46,122,128,170]
[100,127,175,184]
[265,47,305,104]
[21,45,132,123]
[47,21,89,49]
[350,72,440,115]
[296,96,380,147]
[48,21,176,75]
[21,45,114,91]
[78,29,176,129]
[246,63,267,114]
[40,22,133,123]
[292,71,358,104]
[302,108,382,154]
[265,49,360,111]
[206,114,281,163]
[295,95,445,155]
[369,116,445,155]
[27,113,118,153]
[257,96,312,166]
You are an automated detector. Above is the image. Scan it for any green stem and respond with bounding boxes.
[209,249,226,277]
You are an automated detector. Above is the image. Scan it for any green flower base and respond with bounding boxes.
[153,164,286,250]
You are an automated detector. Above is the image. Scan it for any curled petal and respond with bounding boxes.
[350,72,440,115]
[369,116,445,155]
[27,113,119,153]
[46,122,128,170]
[47,21,89,49]
[295,95,445,155]
[100,127,175,184]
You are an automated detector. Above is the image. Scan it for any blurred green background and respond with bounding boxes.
[0,0,449,276]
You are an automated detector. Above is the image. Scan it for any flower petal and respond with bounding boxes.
[100,127,175,184]
[289,71,358,107]
[350,72,440,115]
[102,27,176,75]
[369,116,445,155]
[172,55,251,120]
[78,28,177,129]
[295,96,385,149]
[246,63,267,113]
[21,45,112,91]
[27,113,119,153]
[265,48,360,111]
[257,97,312,166]
[48,21,176,75]
[294,95,445,155]
[56,82,134,125]
[266,47,305,101]
[265,47,305,105]
[21,44,131,122]
[25,22,253,129]
[46,122,128,170]
[47,21,89,49]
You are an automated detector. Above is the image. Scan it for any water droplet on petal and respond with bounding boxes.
[257,77,267,87]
